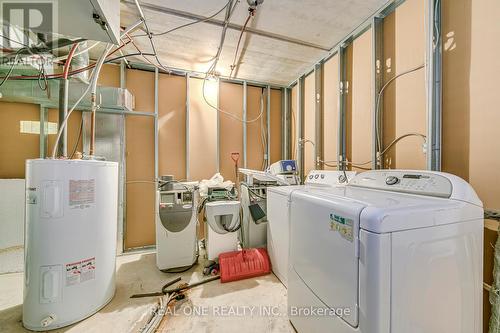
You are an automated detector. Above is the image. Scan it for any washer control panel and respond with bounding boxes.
[349,170,453,198]
[305,170,357,186]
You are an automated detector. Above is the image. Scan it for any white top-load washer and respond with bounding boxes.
[267,170,356,287]
[288,170,484,333]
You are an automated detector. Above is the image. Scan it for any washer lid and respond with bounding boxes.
[348,170,482,206]
[298,187,483,233]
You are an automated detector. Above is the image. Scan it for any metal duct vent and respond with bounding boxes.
[0,78,134,112]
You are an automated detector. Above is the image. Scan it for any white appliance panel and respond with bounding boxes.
[290,191,365,328]
[390,220,483,333]
[23,159,118,331]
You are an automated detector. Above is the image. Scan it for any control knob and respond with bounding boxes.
[385,176,399,185]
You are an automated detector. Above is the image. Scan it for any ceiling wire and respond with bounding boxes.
[201,1,268,124]
[0,50,21,87]
[229,8,254,78]
[132,0,233,38]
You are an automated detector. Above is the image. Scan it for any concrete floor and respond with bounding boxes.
[0,251,294,333]
[0,246,23,275]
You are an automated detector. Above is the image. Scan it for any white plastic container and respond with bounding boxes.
[23,159,118,331]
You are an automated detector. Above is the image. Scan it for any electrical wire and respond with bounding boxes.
[53,41,99,62]
[134,1,172,74]
[63,42,80,79]
[200,1,267,124]
[0,39,131,81]
[133,0,232,38]
[50,44,113,158]
[37,61,48,91]
[241,182,266,199]
[0,33,29,48]
[321,132,427,170]
[259,89,268,170]
[105,52,155,64]
[229,9,253,78]
[69,117,83,159]
[375,64,425,156]
[433,0,440,49]
[0,50,21,87]
[162,256,198,273]
[50,78,93,158]
[322,161,372,171]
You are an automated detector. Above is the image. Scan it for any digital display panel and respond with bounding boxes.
[403,174,422,179]
[161,193,175,204]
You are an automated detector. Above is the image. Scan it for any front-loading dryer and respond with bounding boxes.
[288,170,483,333]
[266,170,356,287]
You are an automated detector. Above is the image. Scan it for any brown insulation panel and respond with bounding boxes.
[382,0,426,169]
[125,115,155,249]
[246,85,266,170]
[47,109,83,157]
[98,64,120,88]
[158,74,186,180]
[126,69,155,113]
[125,68,156,249]
[350,29,373,171]
[291,86,298,161]
[323,55,339,170]
[269,89,282,163]
[467,0,500,210]
[219,81,243,182]
[0,102,40,178]
[188,77,218,181]
[303,73,315,174]
[441,0,471,181]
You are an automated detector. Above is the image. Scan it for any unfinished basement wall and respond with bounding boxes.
[124,69,156,248]
[349,29,373,171]
[0,104,87,179]
[122,70,280,249]
[323,55,339,170]
[382,0,426,169]
[219,82,243,182]
[246,86,267,170]
[46,109,83,157]
[188,77,218,181]
[158,74,186,180]
[440,0,500,330]
[0,102,40,178]
[304,73,315,175]
[269,89,282,164]
[0,63,118,178]
[291,85,298,161]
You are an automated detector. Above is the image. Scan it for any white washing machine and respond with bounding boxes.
[266,170,356,287]
[288,170,484,333]
[155,183,198,271]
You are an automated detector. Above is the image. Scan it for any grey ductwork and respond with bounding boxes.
[72,42,90,83]
[0,78,134,112]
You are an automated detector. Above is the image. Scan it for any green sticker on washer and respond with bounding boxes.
[329,214,354,242]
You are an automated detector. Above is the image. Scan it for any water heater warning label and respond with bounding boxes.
[81,257,96,282]
[65,257,96,286]
[69,179,95,208]
[65,261,81,286]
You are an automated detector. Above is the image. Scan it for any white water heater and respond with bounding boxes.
[23,159,118,331]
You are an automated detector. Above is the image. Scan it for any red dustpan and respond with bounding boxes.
[219,248,271,283]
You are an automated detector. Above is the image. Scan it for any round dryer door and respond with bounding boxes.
[159,205,193,232]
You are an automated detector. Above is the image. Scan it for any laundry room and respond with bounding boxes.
[0,0,499,332]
